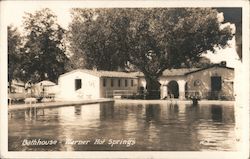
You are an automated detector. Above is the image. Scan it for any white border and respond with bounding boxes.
[1,1,249,159]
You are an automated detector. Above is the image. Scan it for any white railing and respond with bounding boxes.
[105,90,137,98]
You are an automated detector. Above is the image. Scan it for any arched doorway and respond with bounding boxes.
[167,80,179,98]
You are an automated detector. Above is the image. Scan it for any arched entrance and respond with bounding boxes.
[167,80,179,98]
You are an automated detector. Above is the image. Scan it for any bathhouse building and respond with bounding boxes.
[159,63,234,100]
[56,62,234,101]
[57,69,138,101]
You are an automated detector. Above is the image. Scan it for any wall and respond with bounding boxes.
[99,77,138,98]
[57,71,100,101]
[186,67,234,100]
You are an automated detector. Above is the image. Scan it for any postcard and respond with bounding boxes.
[0,0,249,158]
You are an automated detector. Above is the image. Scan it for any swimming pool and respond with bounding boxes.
[8,101,237,151]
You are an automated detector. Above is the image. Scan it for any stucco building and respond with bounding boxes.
[57,69,138,101]
[56,62,234,101]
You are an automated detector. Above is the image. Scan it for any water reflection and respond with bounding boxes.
[8,102,237,151]
[74,106,81,116]
[9,108,47,121]
[100,103,114,120]
[211,105,223,122]
[145,104,161,122]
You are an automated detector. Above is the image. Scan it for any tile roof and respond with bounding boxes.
[60,69,138,78]
[134,65,234,77]
[134,68,200,77]
[60,65,234,78]
[185,65,234,75]
[82,69,138,78]
[163,68,200,76]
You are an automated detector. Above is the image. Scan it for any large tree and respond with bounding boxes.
[8,25,23,92]
[21,8,68,83]
[69,8,233,99]
[68,9,130,71]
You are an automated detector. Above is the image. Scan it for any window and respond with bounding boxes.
[103,78,106,87]
[75,79,82,90]
[125,79,128,87]
[131,79,134,87]
[118,79,121,87]
[111,79,114,87]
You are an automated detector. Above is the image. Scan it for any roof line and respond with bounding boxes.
[59,69,84,78]
[59,69,138,78]
[59,65,234,78]
[185,64,234,75]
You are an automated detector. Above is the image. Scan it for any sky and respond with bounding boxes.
[2,1,241,68]
[2,1,72,29]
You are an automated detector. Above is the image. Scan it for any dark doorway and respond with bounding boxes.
[211,76,222,91]
[167,81,179,98]
[211,76,222,99]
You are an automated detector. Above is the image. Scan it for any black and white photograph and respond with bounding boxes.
[0,0,249,158]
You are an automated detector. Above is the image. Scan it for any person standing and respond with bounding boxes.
[40,83,45,97]
[25,81,32,97]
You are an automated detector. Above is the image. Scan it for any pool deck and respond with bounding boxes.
[8,98,235,111]
[8,98,114,111]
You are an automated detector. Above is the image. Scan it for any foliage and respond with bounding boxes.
[8,25,23,92]
[69,8,233,99]
[68,9,130,71]
[20,8,68,83]
[185,56,213,68]
[216,8,242,60]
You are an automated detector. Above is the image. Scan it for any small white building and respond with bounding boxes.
[56,69,138,101]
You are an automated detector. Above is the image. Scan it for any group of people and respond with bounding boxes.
[24,81,45,97]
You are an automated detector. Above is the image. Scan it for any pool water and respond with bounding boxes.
[8,101,238,151]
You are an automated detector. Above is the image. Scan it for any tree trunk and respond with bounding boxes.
[9,80,12,93]
[144,75,161,99]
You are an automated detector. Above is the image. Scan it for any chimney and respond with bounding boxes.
[220,61,227,67]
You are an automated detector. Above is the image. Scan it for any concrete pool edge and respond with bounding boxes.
[8,98,114,111]
[114,99,235,105]
[8,98,235,111]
